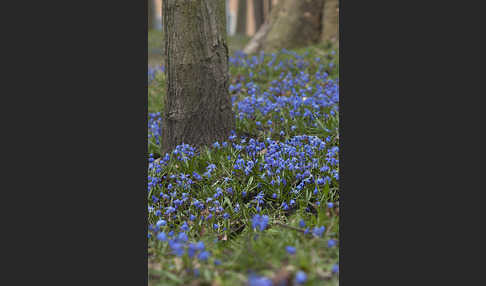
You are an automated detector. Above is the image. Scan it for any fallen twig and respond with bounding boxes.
[273,222,307,234]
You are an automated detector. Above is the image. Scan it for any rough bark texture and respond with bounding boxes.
[148,0,156,30]
[161,0,234,155]
[236,0,247,35]
[243,0,324,54]
[321,0,339,43]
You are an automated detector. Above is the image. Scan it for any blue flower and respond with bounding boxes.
[195,241,205,251]
[254,191,265,204]
[177,232,188,243]
[281,202,289,211]
[169,241,185,257]
[156,232,167,241]
[331,264,339,273]
[248,274,273,286]
[198,251,210,261]
[295,271,307,284]
[180,222,189,231]
[193,172,202,180]
[156,219,166,228]
[327,239,337,248]
[312,226,326,237]
[286,246,296,255]
[299,219,306,228]
[187,243,198,258]
[252,214,269,231]
[327,202,334,208]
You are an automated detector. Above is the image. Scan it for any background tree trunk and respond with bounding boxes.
[253,0,265,32]
[321,0,339,43]
[243,20,271,54]
[244,0,324,54]
[236,0,247,35]
[161,0,234,155]
[148,0,156,30]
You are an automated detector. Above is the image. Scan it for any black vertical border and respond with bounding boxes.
[6,0,150,284]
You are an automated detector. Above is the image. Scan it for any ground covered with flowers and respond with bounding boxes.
[148,42,339,286]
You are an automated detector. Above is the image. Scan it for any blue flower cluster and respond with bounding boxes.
[148,65,164,84]
[147,48,339,283]
[147,132,338,237]
[154,228,211,261]
[148,112,162,145]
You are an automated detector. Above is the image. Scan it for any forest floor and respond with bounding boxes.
[148,30,339,286]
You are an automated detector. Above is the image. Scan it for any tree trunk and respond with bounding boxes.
[243,0,324,54]
[148,0,156,30]
[161,0,234,155]
[236,0,247,35]
[253,0,265,32]
[321,0,339,43]
[263,0,272,20]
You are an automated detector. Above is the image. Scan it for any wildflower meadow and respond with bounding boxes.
[148,40,339,285]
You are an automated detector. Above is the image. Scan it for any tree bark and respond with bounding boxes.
[236,0,247,35]
[161,0,234,155]
[321,0,339,43]
[243,0,324,54]
[253,0,265,32]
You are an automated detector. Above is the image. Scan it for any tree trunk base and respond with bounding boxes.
[161,0,234,155]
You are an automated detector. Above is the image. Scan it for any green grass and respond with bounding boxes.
[149,210,338,286]
[148,30,164,67]
[148,31,339,286]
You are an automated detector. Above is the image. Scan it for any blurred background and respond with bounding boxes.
[148,0,275,66]
[149,0,276,36]
[148,0,338,67]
